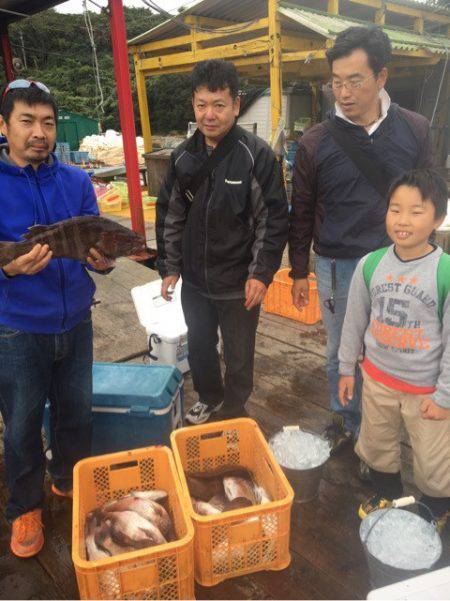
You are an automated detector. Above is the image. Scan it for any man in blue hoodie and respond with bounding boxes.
[0,80,113,558]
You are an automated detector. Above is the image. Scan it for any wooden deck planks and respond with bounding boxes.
[1,243,449,600]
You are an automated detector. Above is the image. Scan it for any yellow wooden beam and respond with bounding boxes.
[386,2,422,19]
[414,16,424,34]
[392,48,436,58]
[281,35,326,52]
[375,8,385,25]
[346,0,450,24]
[347,0,382,9]
[187,16,235,28]
[282,49,328,63]
[391,57,440,67]
[269,0,282,146]
[327,0,339,15]
[133,52,152,154]
[141,53,271,77]
[134,18,269,55]
[140,36,270,71]
[184,15,201,55]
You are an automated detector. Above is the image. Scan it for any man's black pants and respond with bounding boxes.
[181,283,260,415]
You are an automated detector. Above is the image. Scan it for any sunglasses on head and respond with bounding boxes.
[2,79,50,101]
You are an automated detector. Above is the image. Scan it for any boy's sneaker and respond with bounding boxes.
[10,509,44,558]
[185,400,224,425]
[358,495,391,520]
[323,414,353,454]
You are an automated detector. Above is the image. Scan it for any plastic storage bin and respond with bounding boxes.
[44,363,184,456]
[98,192,122,213]
[264,269,321,325]
[170,418,294,587]
[72,446,195,600]
[90,362,184,454]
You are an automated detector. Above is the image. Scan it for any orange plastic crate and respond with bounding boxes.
[170,418,294,587]
[72,446,195,600]
[264,269,321,324]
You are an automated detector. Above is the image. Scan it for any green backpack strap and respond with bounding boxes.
[363,247,390,291]
[437,252,450,323]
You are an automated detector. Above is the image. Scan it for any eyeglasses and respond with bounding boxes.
[328,73,375,92]
[2,79,50,101]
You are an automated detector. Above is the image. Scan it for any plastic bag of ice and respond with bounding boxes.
[269,428,331,470]
[360,508,442,570]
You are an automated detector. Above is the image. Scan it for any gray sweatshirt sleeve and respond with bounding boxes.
[432,295,450,409]
[338,257,371,376]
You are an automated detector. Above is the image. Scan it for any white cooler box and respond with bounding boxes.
[132,278,190,373]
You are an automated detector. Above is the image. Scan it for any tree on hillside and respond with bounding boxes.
[8,7,166,131]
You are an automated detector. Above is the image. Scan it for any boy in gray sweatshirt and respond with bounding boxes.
[338,169,450,529]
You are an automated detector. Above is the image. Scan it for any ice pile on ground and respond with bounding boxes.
[360,508,442,570]
[269,428,331,470]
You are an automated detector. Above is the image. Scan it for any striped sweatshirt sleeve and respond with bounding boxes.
[338,257,371,376]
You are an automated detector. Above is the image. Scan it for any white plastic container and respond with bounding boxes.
[368,566,450,600]
[131,278,190,373]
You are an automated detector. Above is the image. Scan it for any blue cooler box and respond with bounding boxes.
[44,362,184,456]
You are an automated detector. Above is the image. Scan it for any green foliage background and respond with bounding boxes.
[8,7,195,134]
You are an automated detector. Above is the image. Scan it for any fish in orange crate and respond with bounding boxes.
[84,489,175,560]
[187,466,272,516]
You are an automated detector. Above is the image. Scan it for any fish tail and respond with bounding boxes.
[0,242,17,267]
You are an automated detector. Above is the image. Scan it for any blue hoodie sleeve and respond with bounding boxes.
[80,172,100,217]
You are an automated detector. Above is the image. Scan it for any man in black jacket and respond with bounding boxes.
[156,59,288,424]
[289,27,433,457]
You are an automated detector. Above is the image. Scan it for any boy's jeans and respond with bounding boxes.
[0,315,93,522]
[315,256,362,435]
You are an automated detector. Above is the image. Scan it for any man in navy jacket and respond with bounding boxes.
[289,27,433,459]
[0,80,113,558]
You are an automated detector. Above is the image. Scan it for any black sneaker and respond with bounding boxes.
[323,414,353,454]
[185,400,224,425]
[359,494,391,520]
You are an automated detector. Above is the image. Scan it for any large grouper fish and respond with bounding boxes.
[0,215,156,267]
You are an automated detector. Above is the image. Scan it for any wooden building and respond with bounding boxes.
[129,0,450,163]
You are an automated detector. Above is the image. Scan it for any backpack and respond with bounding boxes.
[363,247,450,323]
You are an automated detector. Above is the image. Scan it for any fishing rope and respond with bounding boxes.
[83,0,105,119]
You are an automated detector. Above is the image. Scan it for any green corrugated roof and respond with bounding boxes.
[280,2,449,55]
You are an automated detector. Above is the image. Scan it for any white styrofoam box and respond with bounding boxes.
[131,278,190,373]
[367,566,450,600]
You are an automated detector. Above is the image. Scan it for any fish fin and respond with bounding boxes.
[22,224,56,239]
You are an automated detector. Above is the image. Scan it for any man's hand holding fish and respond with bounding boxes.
[2,243,52,277]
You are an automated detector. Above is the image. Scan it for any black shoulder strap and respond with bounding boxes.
[182,124,242,201]
[326,119,390,198]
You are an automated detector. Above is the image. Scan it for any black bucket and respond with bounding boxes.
[360,508,442,589]
[280,460,327,503]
